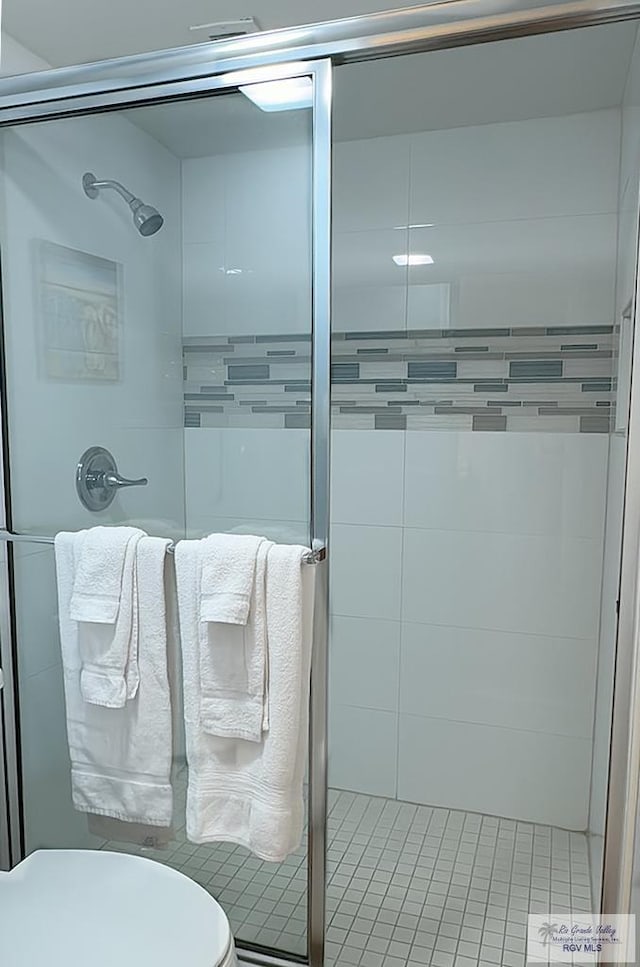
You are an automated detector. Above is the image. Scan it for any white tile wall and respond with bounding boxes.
[397,714,592,828]
[333,280,407,334]
[182,241,226,333]
[331,430,405,527]
[408,213,617,330]
[452,260,614,332]
[400,622,597,738]
[180,141,315,550]
[329,427,607,829]
[333,109,620,332]
[184,428,309,527]
[329,704,398,798]
[180,155,227,246]
[182,144,311,337]
[404,432,608,539]
[330,615,400,712]
[333,136,410,234]
[406,281,451,329]
[333,230,407,332]
[402,527,603,640]
[330,523,403,622]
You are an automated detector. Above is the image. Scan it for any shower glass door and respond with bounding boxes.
[0,58,330,966]
[326,19,638,967]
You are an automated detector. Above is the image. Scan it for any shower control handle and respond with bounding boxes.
[76,446,148,512]
[103,471,148,490]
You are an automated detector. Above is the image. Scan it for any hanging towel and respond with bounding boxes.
[199,533,264,625]
[87,814,174,849]
[55,532,173,827]
[70,525,143,621]
[176,541,315,862]
[69,525,145,708]
[199,537,271,741]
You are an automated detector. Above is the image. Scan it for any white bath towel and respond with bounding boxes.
[69,526,145,708]
[70,525,143,621]
[199,537,271,741]
[55,533,173,826]
[176,541,315,861]
[199,533,264,625]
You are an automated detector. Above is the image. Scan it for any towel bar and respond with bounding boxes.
[0,530,325,564]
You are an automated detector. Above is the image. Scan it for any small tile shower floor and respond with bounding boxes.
[103,786,591,967]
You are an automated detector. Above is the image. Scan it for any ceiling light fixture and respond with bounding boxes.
[392,253,434,267]
[239,76,313,112]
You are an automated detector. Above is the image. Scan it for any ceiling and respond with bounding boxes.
[124,22,638,157]
[3,0,430,68]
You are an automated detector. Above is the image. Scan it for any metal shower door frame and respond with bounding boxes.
[0,57,332,967]
[3,0,640,960]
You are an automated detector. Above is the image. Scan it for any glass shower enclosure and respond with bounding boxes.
[0,57,331,966]
[4,4,640,967]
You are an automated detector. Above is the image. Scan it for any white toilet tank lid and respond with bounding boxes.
[0,848,232,967]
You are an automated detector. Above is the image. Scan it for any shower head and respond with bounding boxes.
[130,201,164,237]
[82,172,164,236]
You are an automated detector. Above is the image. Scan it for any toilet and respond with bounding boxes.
[0,848,238,966]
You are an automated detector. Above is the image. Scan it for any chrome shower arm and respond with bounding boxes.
[87,178,135,204]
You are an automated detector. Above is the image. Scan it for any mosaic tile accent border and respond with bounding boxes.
[183,325,617,432]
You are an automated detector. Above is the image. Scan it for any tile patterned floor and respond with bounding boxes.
[322,791,591,967]
[103,784,592,967]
